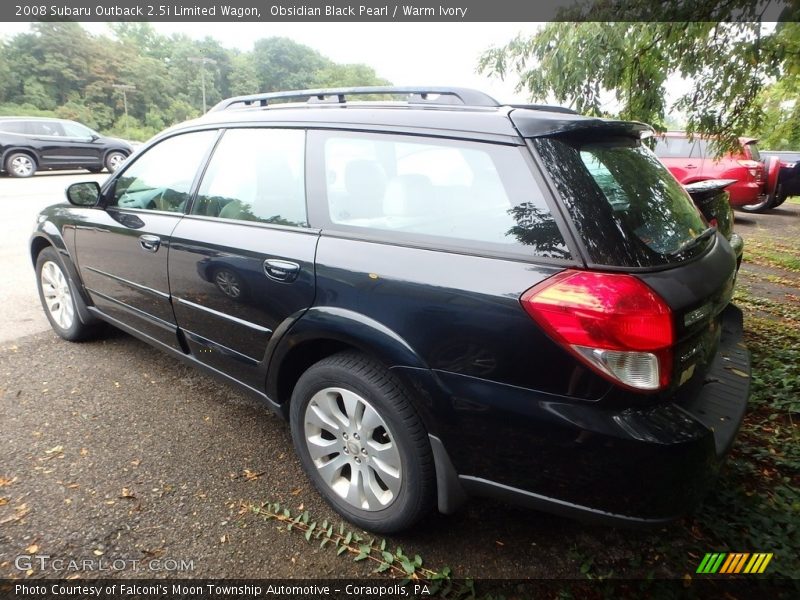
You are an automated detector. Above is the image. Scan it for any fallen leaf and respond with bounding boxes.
[0,477,18,487]
[0,497,8,506]
[80,448,89,457]
[130,459,140,467]
[120,488,136,499]
[0,507,30,524]
[66,483,79,489]
[93,549,104,556]
[26,544,38,554]
[290,488,302,496]
[243,469,264,481]
[45,446,63,455]
[220,535,226,543]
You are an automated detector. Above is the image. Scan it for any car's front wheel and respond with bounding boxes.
[105,151,127,173]
[5,152,36,177]
[290,352,435,533]
[36,247,99,342]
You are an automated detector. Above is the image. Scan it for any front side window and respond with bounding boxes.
[193,128,307,227]
[319,132,568,258]
[61,121,97,139]
[111,130,217,213]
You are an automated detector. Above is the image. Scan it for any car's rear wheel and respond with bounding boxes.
[5,152,36,178]
[105,151,127,173]
[290,352,435,533]
[36,247,99,342]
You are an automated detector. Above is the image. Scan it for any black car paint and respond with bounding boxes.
[30,104,751,525]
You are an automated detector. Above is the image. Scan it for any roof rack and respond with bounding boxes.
[510,104,579,115]
[209,86,501,112]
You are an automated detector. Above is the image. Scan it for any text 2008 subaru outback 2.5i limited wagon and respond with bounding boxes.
[31,87,750,533]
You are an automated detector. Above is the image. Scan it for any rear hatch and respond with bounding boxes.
[513,115,738,397]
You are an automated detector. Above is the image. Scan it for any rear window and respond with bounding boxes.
[315,131,570,259]
[745,142,761,161]
[534,136,710,267]
[0,121,30,134]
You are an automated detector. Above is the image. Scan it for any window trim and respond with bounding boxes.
[305,128,577,265]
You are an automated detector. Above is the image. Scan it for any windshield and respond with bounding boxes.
[533,136,710,267]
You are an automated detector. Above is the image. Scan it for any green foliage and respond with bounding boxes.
[0,24,390,141]
[479,4,799,153]
[251,501,472,597]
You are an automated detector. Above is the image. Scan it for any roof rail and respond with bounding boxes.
[510,104,579,115]
[209,86,501,112]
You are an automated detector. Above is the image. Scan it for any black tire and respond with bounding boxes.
[290,352,435,533]
[104,151,127,173]
[5,152,36,178]
[35,247,100,342]
[87,167,103,174]
[737,194,773,213]
[774,194,789,207]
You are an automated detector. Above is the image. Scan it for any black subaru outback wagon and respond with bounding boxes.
[30,87,750,533]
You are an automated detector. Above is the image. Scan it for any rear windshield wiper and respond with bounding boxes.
[669,226,716,257]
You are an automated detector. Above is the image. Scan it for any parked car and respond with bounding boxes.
[653,131,777,213]
[683,179,743,269]
[30,87,750,533]
[760,150,800,208]
[0,117,132,177]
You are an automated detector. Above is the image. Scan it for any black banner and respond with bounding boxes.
[2,578,798,600]
[1,0,794,23]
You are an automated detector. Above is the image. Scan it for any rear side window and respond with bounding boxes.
[193,128,307,227]
[534,136,709,267]
[652,136,703,158]
[316,131,569,259]
[30,121,65,136]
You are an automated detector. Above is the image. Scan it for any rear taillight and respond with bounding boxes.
[520,270,674,392]
[737,159,765,182]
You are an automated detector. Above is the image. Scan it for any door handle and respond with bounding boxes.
[685,164,698,169]
[139,234,161,252]
[263,259,300,282]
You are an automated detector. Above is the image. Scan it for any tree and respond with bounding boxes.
[478,2,799,152]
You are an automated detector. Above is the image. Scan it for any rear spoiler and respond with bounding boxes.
[683,179,737,202]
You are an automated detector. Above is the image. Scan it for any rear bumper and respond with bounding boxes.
[726,181,764,207]
[407,305,750,525]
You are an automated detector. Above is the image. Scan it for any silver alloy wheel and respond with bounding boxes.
[214,270,241,298]
[303,387,402,511]
[10,155,34,177]
[107,152,125,172]
[40,261,75,330]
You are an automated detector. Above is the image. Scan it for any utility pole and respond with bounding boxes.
[112,84,136,137]
[189,57,217,113]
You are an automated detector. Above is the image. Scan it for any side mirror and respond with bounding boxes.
[90,134,100,142]
[66,182,101,207]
